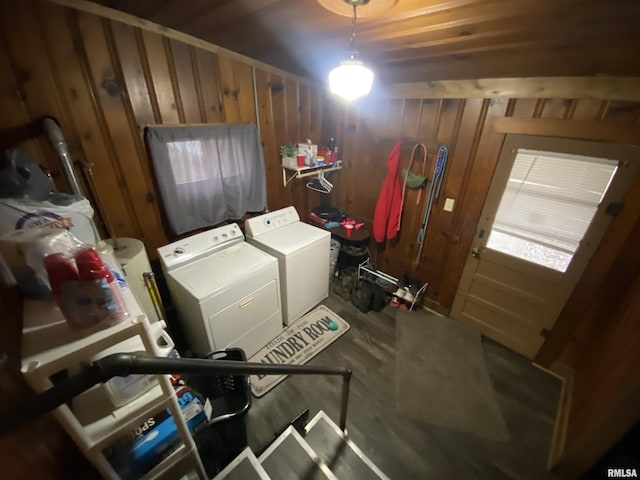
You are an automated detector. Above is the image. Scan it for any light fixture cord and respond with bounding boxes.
[350,3,358,54]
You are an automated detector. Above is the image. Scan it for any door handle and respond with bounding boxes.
[471,247,483,259]
[239,298,254,309]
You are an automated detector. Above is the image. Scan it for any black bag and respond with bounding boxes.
[370,284,389,312]
[351,282,373,313]
[312,206,343,221]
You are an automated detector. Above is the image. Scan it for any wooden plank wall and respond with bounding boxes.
[2,1,640,476]
[322,96,640,309]
[0,1,321,476]
[556,222,640,474]
[0,0,324,256]
[323,96,640,475]
[546,165,640,475]
[4,0,638,311]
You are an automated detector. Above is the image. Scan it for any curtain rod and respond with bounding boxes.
[146,122,256,129]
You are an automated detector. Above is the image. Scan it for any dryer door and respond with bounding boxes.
[206,279,281,357]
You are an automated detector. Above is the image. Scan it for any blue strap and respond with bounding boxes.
[415,144,449,266]
[434,145,448,201]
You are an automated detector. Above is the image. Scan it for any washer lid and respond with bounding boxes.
[249,222,329,255]
[168,242,275,300]
[245,206,300,237]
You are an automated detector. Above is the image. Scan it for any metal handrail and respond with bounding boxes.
[0,353,352,437]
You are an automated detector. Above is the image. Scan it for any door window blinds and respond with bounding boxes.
[486,149,617,272]
[145,124,267,235]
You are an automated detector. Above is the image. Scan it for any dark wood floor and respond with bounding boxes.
[246,291,563,480]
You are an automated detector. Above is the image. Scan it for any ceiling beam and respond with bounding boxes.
[359,0,638,44]
[371,8,639,55]
[384,76,640,101]
[363,0,492,25]
[46,0,319,87]
[379,43,640,82]
[358,0,563,42]
[185,0,292,36]
[242,0,547,60]
[377,22,639,63]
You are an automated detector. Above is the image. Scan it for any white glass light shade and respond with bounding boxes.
[328,59,374,101]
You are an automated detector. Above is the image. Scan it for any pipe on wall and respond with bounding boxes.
[41,116,86,198]
[40,116,104,244]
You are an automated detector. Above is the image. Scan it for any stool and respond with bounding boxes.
[327,225,370,274]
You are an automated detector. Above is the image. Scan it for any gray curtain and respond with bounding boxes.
[145,124,267,235]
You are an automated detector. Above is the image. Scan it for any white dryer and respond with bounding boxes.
[158,223,283,358]
[245,206,330,325]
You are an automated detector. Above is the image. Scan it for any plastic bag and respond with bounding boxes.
[45,246,129,330]
[0,228,83,298]
[0,227,128,329]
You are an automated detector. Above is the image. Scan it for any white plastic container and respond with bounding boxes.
[102,327,174,407]
[70,322,175,417]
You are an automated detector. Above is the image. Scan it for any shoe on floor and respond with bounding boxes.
[333,269,357,301]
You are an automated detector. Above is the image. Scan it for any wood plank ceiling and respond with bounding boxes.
[90,0,640,84]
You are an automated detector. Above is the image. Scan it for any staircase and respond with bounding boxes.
[212,411,389,479]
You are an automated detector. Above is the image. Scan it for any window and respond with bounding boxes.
[486,149,618,272]
[145,124,267,235]
[166,140,208,185]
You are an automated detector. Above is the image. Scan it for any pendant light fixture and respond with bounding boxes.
[328,0,374,102]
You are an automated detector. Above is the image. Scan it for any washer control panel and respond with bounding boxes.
[158,223,243,270]
[245,206,300,237]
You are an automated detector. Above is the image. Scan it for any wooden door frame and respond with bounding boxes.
[484,117,640,476]
[462,117,640,364]
[493,118,640,145]
[453,128,637,358]
[489,119,640,366]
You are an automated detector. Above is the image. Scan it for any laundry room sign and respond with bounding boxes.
[249,305,350,397]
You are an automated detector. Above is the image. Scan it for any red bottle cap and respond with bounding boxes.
[75,247,114,283]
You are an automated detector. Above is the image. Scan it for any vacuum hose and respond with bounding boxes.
[0,353,352,437]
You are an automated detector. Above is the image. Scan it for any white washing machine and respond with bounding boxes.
[158,223,283,358]
[245,206,330,325]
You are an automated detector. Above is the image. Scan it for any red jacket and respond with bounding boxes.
[373,142,402,242]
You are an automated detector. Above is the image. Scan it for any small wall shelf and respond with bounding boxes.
[281,161,342,186]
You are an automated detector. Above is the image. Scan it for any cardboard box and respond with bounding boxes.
[298,143,317,166]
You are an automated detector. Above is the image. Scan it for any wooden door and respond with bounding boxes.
[451,134,639,358]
